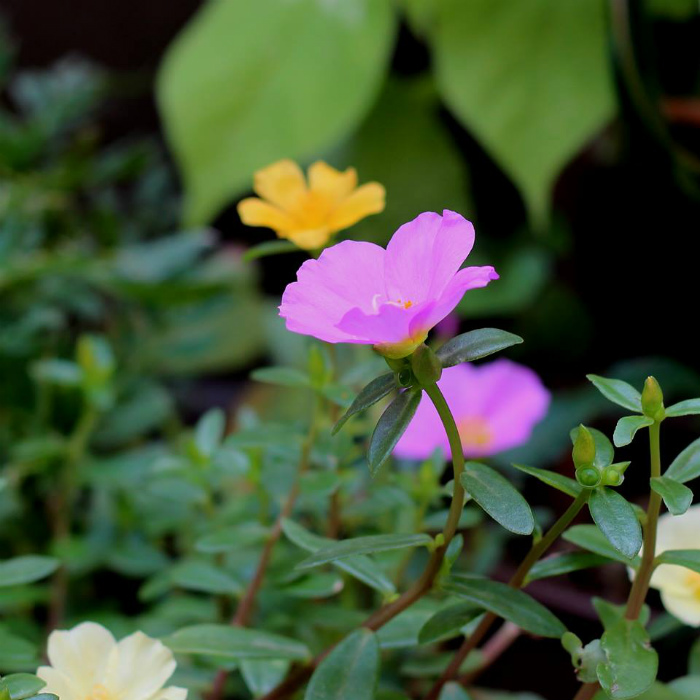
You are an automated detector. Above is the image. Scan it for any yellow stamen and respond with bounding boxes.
[85,685,113,700]
[685,570,700,600]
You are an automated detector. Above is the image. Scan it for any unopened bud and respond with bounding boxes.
[602,467,623,487]
[576,467,601,488]
[641,376,665,421]
[397,368,413,387]
[572,425,596,470]
[410,344,442,386]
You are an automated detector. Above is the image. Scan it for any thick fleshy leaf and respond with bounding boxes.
[195,523,269,553]
[0,556,60,588]
[460,462,534,535]
[588,488,643,560]
[655,550,700,575]
[435,328,523,368]
[305,629,379,700]
[240,659,290,697]
[570,426,614,469]
[333,373,395,435]
[512,463,581,498]
[564,525,641,567]
[526,552,611,583]
[597,619,658,699]
[613,415,654,448]
[0,676,46,700]
[444,575,566,638]
[170,561,243,596]
[587,375,643,413]
[434,0,614,225]
[376,600,443,649]
[158,0,397,225]
[281,519,395,595]
[296,533,432,570]
[250,367,311,389]
[368,389,422,475]
[666,398,700,417]
[165,624,310,661]
[418,602,483,645]
[650,476,693,516]
[666,437,700,484]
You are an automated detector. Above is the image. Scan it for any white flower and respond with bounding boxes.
[646,505,700,626]
[38,622,187,700]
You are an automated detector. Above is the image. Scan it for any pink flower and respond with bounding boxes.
[394,360,551,459]
[279,210,498,358]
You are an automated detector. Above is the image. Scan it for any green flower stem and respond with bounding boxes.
[570,420,663,700]
[258,380,468,700]
[48,403,99,631]
[625,420,662,619]
[209,397,321,700]
[426,488,591,700]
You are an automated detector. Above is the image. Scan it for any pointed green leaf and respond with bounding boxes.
[242,240,299,261]
[435,329,523,368]
[460,462,534,535]
[597,618,658,699]
[0,556,60,588]
[333,373,395,435]
[433,0,614,225]
[613,415,654,448]
[240,659,290,696]
[444,575,566,638]
[587,375,643,413]
[666,398,700,418]
[368,389,422,475]
[666,436,700,484]
[165,624,310,661]
[563,525,641,567]
[418,602,483,645]
[650,476,693,516]
[588,488,642,560]
[170,561,244,596]
[195,523,269,553]
[281,519,395,595]
[526,552,611,583]
[250,367,311,389]
[296,533,432,571]
[158,0,397,225]
[570,426,614,469]
[305,629,379,700]
[655,549,700,575]
[512,463,581,498]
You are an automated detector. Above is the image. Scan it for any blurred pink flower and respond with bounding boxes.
[394,360,550,459]
[279,210,498,358]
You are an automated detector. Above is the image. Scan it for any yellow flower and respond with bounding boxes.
[638,505,700,626]
[237,160,385,250]
[37,622,187,700]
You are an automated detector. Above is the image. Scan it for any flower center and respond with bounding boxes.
[685,570,700,600]
[457,417,493,451]
[85,684,113,700]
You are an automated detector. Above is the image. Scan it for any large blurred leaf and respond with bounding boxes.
[339,77,471,245]
[433,0,614,225]
[158,0,397,225]
[305,629,379,700]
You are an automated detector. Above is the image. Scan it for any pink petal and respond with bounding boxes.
[408,266,499,337]
[279,240,385,343]
[394,361,550,460]
[336,300,431,344]
[384,210,476,303]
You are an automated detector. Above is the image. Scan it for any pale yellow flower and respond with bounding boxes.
[642,505,700,626]
[37,622,186,700]
[237,160,385,250]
